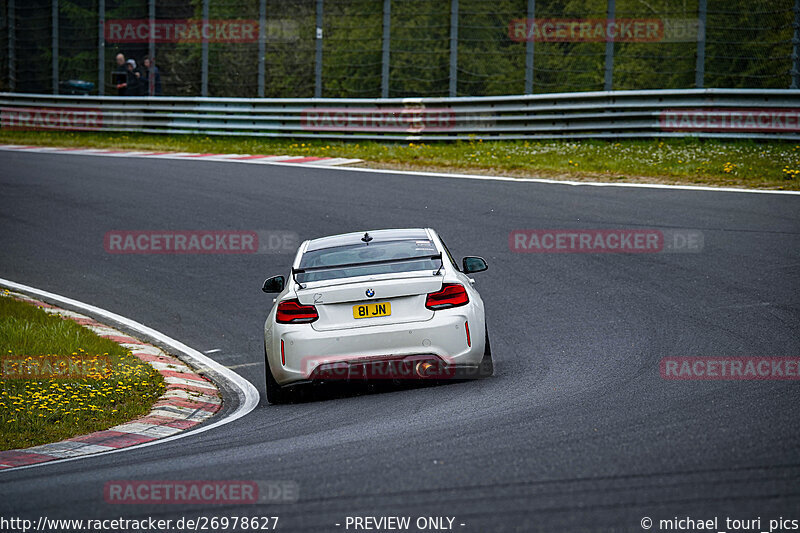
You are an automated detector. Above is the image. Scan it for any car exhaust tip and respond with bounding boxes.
[415,361,436,378]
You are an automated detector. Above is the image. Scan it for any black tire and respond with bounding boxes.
[265,346,296,404]
[477,327,494,378]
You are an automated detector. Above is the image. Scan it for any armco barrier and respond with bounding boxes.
[1,89,799,141]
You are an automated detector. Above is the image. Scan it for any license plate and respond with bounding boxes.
[353,302,392,319]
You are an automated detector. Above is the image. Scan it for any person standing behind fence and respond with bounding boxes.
[142,56,162,96]
[119,59,144,96]
[113,53,128,96]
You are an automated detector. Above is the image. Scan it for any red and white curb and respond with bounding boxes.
[0,144,362,167]
[0,290,222,470]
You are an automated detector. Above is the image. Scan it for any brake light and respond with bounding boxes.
[425,283,469,310]
[276,299,319,323]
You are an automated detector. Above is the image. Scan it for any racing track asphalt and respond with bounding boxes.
[0,150,798,532]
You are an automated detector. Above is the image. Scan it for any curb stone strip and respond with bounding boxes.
[0,290,222,469]
[0,278,259,473]
[0,145,363,167]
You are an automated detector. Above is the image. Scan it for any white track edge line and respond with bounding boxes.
[1,145,797,195]
[0,277,261,472]
[272,160,800,196]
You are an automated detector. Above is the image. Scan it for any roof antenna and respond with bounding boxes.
[361,232,373,244]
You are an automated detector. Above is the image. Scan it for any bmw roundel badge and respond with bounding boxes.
[366,288,375,298]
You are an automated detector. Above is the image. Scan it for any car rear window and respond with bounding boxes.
[297,239,440,283]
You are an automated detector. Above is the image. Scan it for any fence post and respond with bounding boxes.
[603,0,614,91]
[449,0,458,96]
[792,0,800,89]
[381,0,390,98]
[148,0,155,95]
[8,0,14,92]
[695,0,706,88]
[258,0,265,97]
[98,0,104,95]
[201,0,209,96]
[314,0,323,97]
[524,0,534,94]
[52,0,59,94]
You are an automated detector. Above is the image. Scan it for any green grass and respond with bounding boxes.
[0,292,165,450]
[1,130,799,190]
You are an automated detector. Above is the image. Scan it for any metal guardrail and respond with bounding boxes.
[1,89,799,141]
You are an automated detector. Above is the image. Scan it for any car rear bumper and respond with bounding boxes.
[270,312,484,385]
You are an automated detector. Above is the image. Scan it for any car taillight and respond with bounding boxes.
[425,283,469,310]
[276,299,319,323]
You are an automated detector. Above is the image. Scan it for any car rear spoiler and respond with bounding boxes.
[291,253,443,289]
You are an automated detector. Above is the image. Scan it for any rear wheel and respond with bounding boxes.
[477,327,494,378]
[265,346,297,404]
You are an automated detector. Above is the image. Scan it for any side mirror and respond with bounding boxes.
[262,275,285,293]
[462,256,488,274]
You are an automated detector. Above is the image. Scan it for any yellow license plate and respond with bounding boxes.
[353,302,392,319]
